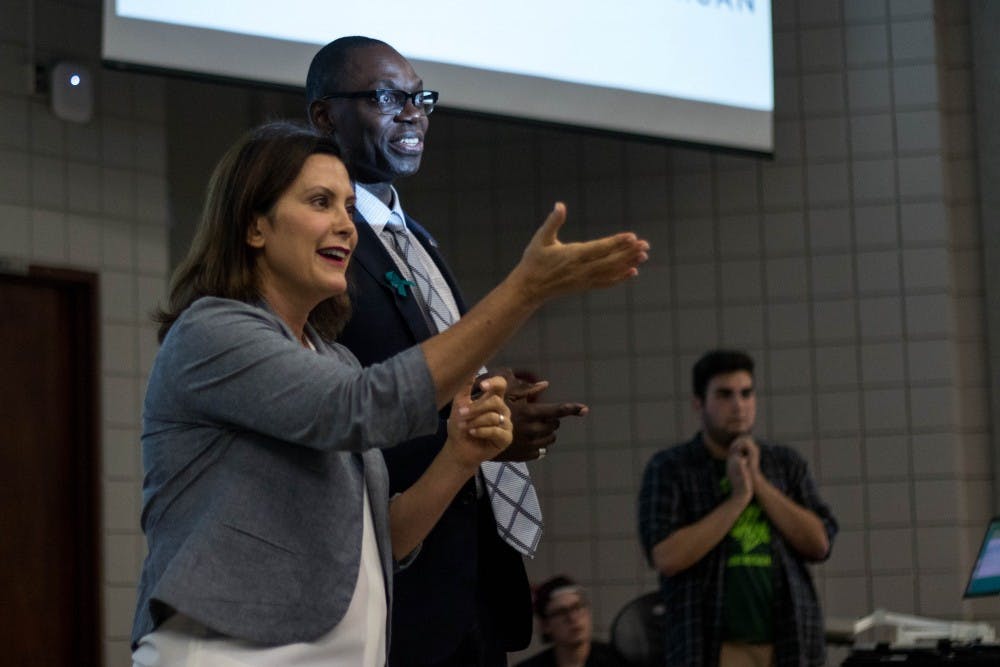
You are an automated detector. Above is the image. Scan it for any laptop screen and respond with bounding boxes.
[964,517,1000,598]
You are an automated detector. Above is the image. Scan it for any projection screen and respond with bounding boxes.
[102,0,773,152]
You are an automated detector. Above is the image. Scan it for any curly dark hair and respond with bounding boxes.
[692,349,755,400]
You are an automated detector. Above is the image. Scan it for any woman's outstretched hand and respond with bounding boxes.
[512,202,650,304]
[418,202,649,410]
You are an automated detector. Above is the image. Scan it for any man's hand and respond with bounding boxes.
[732,435,833,561]
[731,435,761,479]
[481,369,588,462]
[726,438,755,503]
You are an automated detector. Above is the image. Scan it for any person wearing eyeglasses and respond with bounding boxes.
[128,121,648,666]
[516,576,625,667]
[306,36,594,667]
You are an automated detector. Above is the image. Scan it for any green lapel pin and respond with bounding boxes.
[386,270,416,297]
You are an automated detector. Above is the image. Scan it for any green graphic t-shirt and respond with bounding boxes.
[715,460,774,643]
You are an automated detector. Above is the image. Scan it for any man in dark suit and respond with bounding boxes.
[307,36,588,667]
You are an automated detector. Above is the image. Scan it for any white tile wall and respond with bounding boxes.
[870,528,914,572]
[815,344,859,386]
[871,573,917,612]
[0,3,168,664]
[865,434,912,479]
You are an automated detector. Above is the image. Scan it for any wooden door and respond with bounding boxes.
[0,267,100,665]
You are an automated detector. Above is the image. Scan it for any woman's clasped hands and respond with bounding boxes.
[445,376,514,471]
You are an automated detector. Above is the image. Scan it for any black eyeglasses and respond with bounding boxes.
[320,89,439,116]
[545,599,589,622]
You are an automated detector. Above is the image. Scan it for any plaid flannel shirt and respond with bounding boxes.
[638,434,838,667]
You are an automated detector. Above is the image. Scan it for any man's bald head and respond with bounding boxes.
[305,35,391,107]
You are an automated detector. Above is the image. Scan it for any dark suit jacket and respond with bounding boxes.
[338,212,533,664]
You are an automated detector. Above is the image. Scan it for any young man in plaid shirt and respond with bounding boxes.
[639,350,837,667]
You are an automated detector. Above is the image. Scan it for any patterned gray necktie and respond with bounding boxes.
[382,214,543,557]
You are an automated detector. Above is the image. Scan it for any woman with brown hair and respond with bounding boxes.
[131,121,648,666]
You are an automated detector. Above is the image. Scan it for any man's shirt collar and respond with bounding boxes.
[354,183,405,234]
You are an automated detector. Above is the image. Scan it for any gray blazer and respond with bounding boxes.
[130,297,438,648]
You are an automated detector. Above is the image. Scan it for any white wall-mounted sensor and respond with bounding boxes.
[51,62,93,123]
